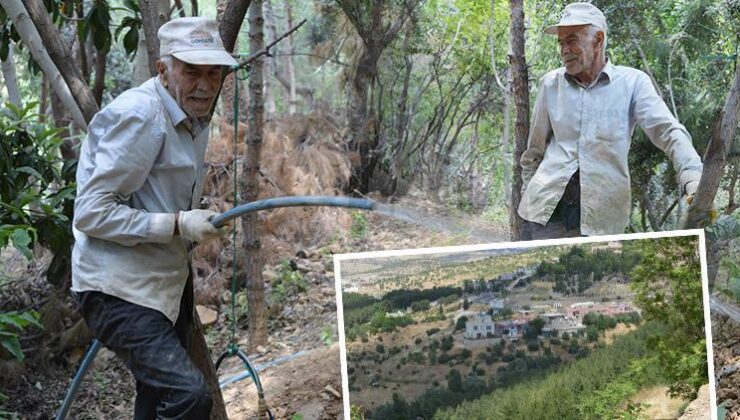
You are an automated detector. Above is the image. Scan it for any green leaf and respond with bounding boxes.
[123,27,139,55]
[13,166,46,183]
[0,311,40,330]
[15,311,42,329]
[9,24,19,43]
[0,331,23,361]
[10,228,33,260]
[0,29,9,61]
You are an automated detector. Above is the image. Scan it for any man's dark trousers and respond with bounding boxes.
[77,275,212,420]
[521,170,583,240]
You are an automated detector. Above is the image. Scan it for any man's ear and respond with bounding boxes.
[156,60,168,85]
[595,31,604,50]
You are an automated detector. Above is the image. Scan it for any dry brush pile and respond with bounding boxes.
[192,112,353,306]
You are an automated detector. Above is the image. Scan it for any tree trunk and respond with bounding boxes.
[133,30,151,86]
[138,0,170,76]
[218,0,252,53]
[188,295,228,420]
[347,51,377,193]
[508,0,529,240]
[243,0,268,352]
[336,0,419,194]
[75,1,89,83]
[283,0,296,114]
[216,0,248,123]
[263,0,277,116]
[502,72,512,207]
[681,65,740,228]
[20,0,98,124]
[725,161,738,215]
[92,49,107,106]
[1,43,22,107]
[39,74,48,121]
[1,0,88,128]
[50,91,77,160]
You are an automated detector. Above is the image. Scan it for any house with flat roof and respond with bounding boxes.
[464,313,496,339]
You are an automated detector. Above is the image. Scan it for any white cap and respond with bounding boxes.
[544,3,607,35]
[158,17,238,66]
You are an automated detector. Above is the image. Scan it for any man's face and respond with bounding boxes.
[159,57,222,118]
[557,25,602,82]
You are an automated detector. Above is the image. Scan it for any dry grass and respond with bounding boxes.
[193,112,352,305]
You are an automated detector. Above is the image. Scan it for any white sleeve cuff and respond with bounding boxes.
[148,213,176,243]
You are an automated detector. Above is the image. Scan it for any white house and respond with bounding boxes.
[464,313,496,339]
[490,298,505,312]
[542,316,585,337]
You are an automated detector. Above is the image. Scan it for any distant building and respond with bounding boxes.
[568,301,596,318]
[386,310,407,318]
[532,304,551,314]
[496,318,528,338]
[464,313,496,339]
[568,301,636,318]
[542,313,585,337]
[490,298,505,312]
[592,241,623,254]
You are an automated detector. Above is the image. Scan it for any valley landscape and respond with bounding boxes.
[338,236,711,419]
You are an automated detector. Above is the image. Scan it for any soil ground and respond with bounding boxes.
[630,385,689,419]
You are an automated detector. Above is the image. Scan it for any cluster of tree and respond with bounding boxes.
[582,312,642,333]
[536,246,641,294]
[629,236,708,398]
[343,287,461,340]
[366,345,565,418]
[383,286,463,310]
[435,322,663,419]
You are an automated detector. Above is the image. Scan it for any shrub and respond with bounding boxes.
[527,340,540,352]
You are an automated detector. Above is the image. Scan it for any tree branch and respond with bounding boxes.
[2,0,88,128]
[681,65,740,228]
[19,0,98,124]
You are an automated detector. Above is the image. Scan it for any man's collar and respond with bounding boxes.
[154,77,210,137]
[563,59,614,88]
[600,59,616,81]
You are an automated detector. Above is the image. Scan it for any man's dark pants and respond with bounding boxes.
[521,171,583,240]
[77,275,212,420]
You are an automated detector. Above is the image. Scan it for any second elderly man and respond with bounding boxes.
[517,3,703,239]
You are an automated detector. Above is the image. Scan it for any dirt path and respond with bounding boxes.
[679,384,711,420]
[630,385,689,419]
[223,344,344,419]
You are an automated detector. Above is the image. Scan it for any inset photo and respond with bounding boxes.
[334,231,716,420]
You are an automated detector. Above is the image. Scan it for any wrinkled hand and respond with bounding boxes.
[178,210,230,244]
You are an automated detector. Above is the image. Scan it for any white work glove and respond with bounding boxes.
[684,180,699,202]
[177,210,229,244]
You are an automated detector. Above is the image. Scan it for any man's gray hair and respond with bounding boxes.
[160,54,175,71]
[587,25,607,56]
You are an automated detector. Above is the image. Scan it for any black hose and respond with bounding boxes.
[210,196,376,228]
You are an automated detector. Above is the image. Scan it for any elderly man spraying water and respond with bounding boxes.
[517,3,703,239]
[71,17,235,419]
